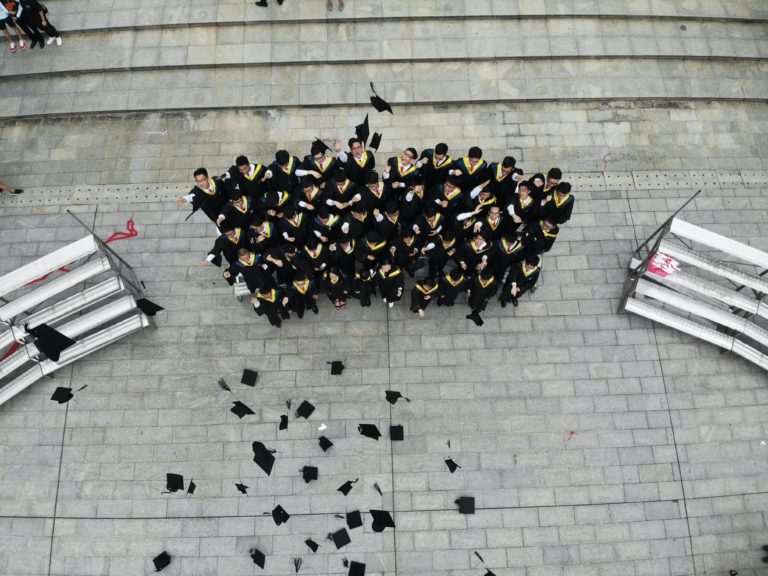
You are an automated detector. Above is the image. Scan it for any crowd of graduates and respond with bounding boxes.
[178,139,575,327]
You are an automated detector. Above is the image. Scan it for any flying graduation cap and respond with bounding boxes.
[279,415,288,430]
[302,466,318,483]
[369,82,393,114]
[136,298,164,317]
[349,561,366,576]
[456,496,475,514]
[346,510,363,529]
[231,401,255,419]
[355,114,370,146]
[385,390,410,405]
[304,538,319,553]
[390,425,404,441]
[445,457,461,473]
[272,504,290,525]
[295,400,315,419]
[235,482,249,495]
[249,548,265,569]
[369,509,395,532]
[328,360,345,375]
[368,132,382,152]
[187,480,196,495]
[318,436,333,452]
[152,551,172,572]
[252,441,276,476]
[330,528,351,549]
[165,473,184,493]
[337,478,359,496]
[358,423,381,440]
[293,558,303,573]
[50,387,74,404]
[241,368,258,387]
[25,323,75,362]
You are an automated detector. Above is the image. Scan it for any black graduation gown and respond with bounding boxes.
[422,234,457,279]
[428,183,465,218]
[188,176,227,223]
[268,156,303,193]
[345,151,376,186]
[302,244,329,277]
[358,236,389,265]
[245,220,277,254]
[521,220,559,257]
[539,193,575,225]
[399,188,424,227]
[362,184,390,213]
[329,240,357,276]
[391,236,422,272]
[311,213,343,244]
[293,185,326,215]
[507,193,539,226]
[286,279,318,318]
[487,163,516,205]
[437,271,467,307]
[377,266,405,303]
[325,273,350,305]
[302,154,339,188]
[410,281,438,313]
[456,239,496,273]
[230,163,268,198]
[374,213,401,241]
[252,288,286,327]
[340,212,371,240]
[467,275,498,312]
[413,212,446,243]
[208,228,246,267]
[228,253,274,293]
[278,213,310,246]
[500,260,541,303]
[326,180,360,215]
[350,268,376,306]
[491,235,527,281]
[452,157,489,191]
[384,158,421,194]
[219,196,258,229]
[419,149,455,193]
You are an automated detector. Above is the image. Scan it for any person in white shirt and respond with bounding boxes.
[0,2,26,53]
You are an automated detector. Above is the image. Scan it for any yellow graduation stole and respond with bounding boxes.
[288,213,303,228]
[523,263,540,277]
[293,279,310,294]
[305,244,324,259]
[306,186,319,201]
[277,192,290,207]
[495,163,508,181]
[353,211,368,223]
[442,237,455,250]
[478,195,496,207]
[281,157,295,174]
[228,228,243,244]
[244,164,263,181]
[380,267,402,279]
[541,221,558,238]
[258,289,277,303]
[554,193,571,207]
[427,213,442,230]
[234,196,250,214]
[202,179,217,196]
[486,216,500,230]
[471,240,489,254]
[342,240,356,254]
[260,222,273,238]
[444,186,462,200]
[462,157,484,174]
[500,237,522,254]
[315,156,331,172]
[353,152,368,167]
[397,160,417,178]
[416,283,438,295]
[368,240,387,251]
[445,272,464,287]
[479,275,495,289]
[337,180,350,194]
[321,214,341,228]
[434,155,453,169]
[238,252,256,267]
[519,195,532,208]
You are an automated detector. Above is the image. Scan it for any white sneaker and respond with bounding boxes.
[55,36,62,46]
[46,37,54,45]
[9,42,16,53]
[388,302,394,308]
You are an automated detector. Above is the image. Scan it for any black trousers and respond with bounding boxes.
[15,13,43,44]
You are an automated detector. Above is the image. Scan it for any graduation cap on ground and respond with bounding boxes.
[456,496,475,514]
[346,510,363,529]
[390,425,404,441]
[445,457,461,473]
[349,561,366,576]
[272,504,290,525]
[241,369,258,387]
[249,548,265,569]
[369,132,382,152]
[355,114,370,146]
[231,401,255,419]
[369,509,396,532]
[328,360,344,375]
[319,436,333,452]
[187,480,196,495]
[165,473,184,493]
[152,551,171,572]
[235,482,249,495]
[218,378,231,392]
[293,557,303,573]
[358,423,381,440]
[136,298,164,317]
[330,528,351,549]
[385,390,410,405]
[279,415,288,430]
[466,310,484,327]
[483,571,497,576]
[369,82,393,114]
[304,538,319,553]
[252,441,276,476]
[26,323,75,362]
[296,400,315,419]
[337,478,359,496]
[50,386,73,404]
[373,482,383,496]
[302,466,318,483]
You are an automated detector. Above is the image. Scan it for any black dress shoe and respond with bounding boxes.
[500,299,507,308]
[511,297,518,307]
[30,39,38,49]
[255,0,268,5]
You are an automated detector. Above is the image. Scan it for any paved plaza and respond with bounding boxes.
[1,2,768,576]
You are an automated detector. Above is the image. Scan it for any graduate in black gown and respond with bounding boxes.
[377,259,404,308]
[499,256,541,308]
[231,155,270,198]
[224,248,273,292]
[285,271,319,318]
[539,182,574,225]
[417,143,454,195]
[410,277,438,318]
[204,225,246,267]
[466,268,498,322]
[339,138,375,186]
[251,286,288,328]
[437,267,467,307]
[178,167,228,223]
[324,267,349,310]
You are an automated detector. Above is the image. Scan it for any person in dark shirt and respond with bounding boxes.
[177,167,227,224]
[499,256,542,308]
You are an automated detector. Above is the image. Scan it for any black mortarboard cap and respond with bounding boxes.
[153,551,171,572]
[50,386,73,404]
[484,570,497,576]
[369,509,396,532]
[355,114,370,146]
[349,561,366,576]
[26,323,75,362]
[369,132,382,151]
[313,138,331,153]
[249,548,265,569]
[136,298,164,316]
[241,369,258,387]
[279,415,288,430]
[330,528,351,549]
[385,390,410,405]
[369,82,393,114]
[187,480,196,495]
[329,360,345,375]
[293,557,302,573]
[218,378,231,392]
[272,504,290,525]
[456,496,475,514]
[165,473,184,493]
[252,441,275,476]
[390,425,404,441]
[231,401,255,419]
[337,478,358,496]
[445,458,461,473]
[304,538,319,553]
[466,311,484,327]
[346,510,363,529]
[236,482,249,495]
[302,466,318,483]
[319,436,333,452]
[358,423,381,440]
[296,400,315,419]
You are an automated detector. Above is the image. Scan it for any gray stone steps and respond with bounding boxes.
[42,0,768,33]
[0,58,766,120]
[0,17,765,80]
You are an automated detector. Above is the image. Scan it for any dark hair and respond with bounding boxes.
[557,182,572,194]
[405,147,418,159]
[502,156,516,169]
[468,146,483,159]
[525,256,539,267]
[235,155,249,167]
[348,138,363,148]
[446,176,461,187]
[275,150,290,165]
[435,143,448,155]
[334,168,347,182]
[300,176,313,189]
[282,203,296,218]
[385,201,399,214]
[251,214,265,227]
[311,142,325,156]
[547,167,562,180]
[366,171,379,184]
[193,167,208,178]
